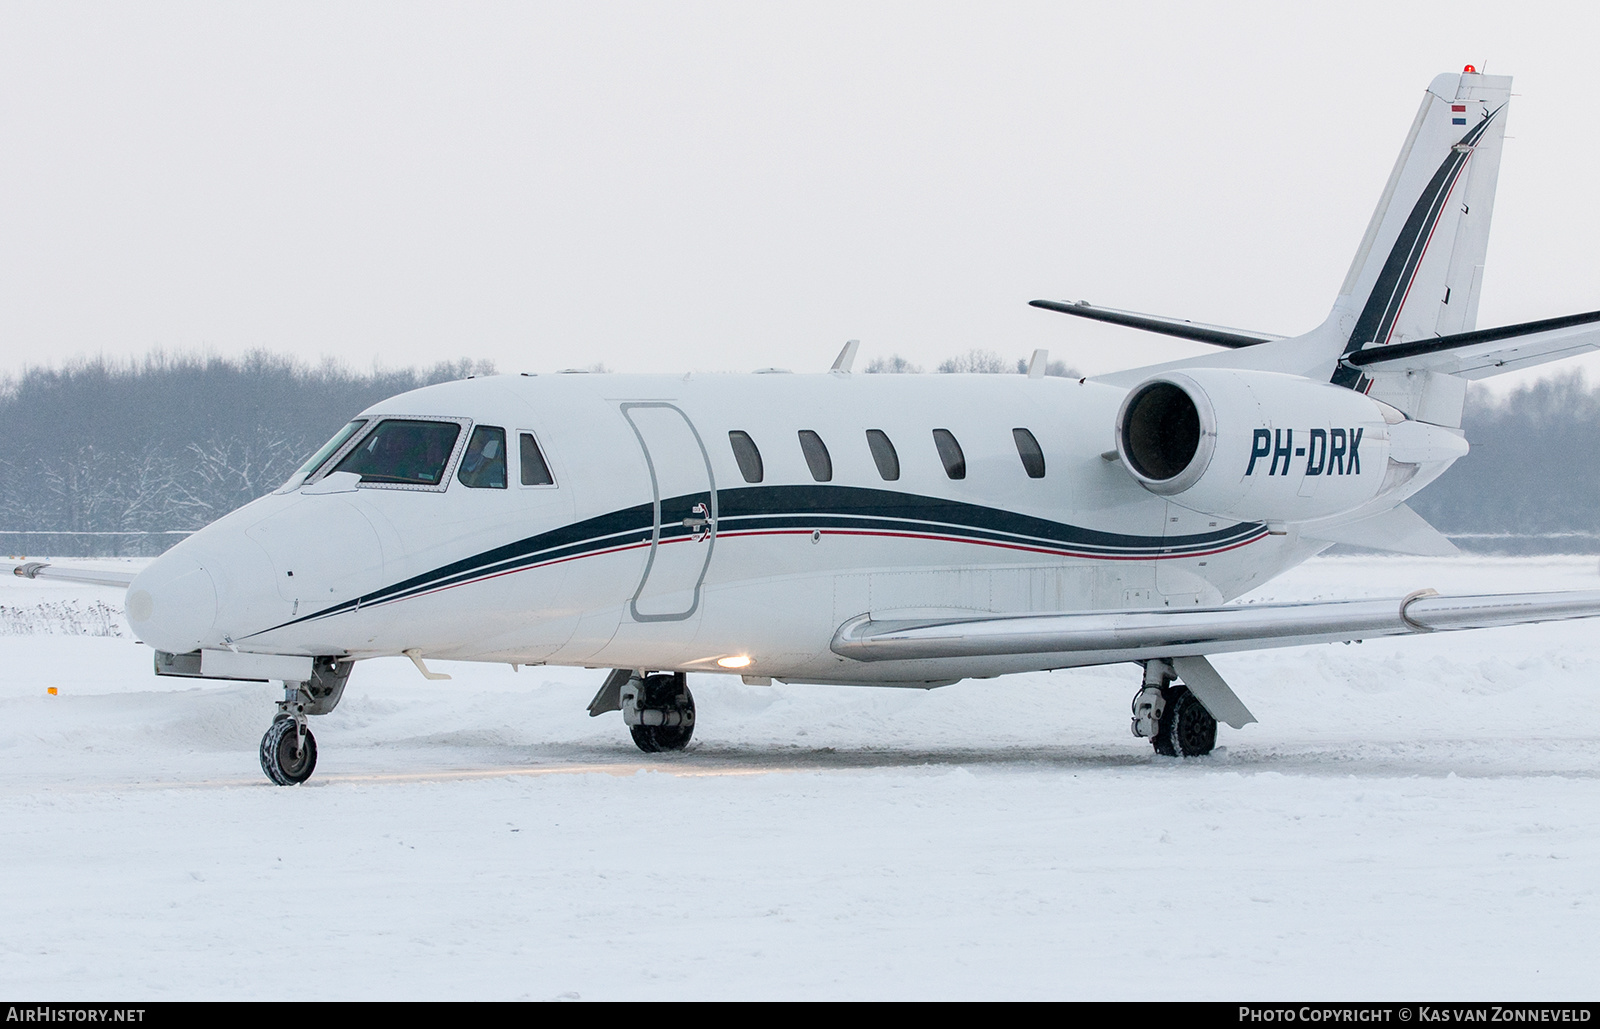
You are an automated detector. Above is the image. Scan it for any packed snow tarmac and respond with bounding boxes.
[2,555,1598,1000]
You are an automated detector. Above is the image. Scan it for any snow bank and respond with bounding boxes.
[0,555,1596,999]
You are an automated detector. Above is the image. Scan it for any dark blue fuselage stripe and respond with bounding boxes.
[250,484,1264,634]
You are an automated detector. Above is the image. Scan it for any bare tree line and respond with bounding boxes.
[0,351,1593,555]
[866,348,1077,377]
[1408,371,1600,552]
[0,351,493,554]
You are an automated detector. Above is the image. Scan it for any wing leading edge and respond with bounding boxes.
[832,588,1600,664]
[9,561,137,590]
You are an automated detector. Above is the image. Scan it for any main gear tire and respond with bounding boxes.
[1151,685,1217,758]
[260,718,318,785]
[631,723,694,753]
[629,674,695,753]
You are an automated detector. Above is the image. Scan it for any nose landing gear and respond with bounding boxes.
[258,658,352,785]
[260,711,318,785]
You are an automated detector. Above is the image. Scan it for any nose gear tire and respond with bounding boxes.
[260,718,318,785]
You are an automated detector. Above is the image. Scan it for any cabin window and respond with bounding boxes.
[798,430,833,482]
[520,432,555,486]
[457,425,507,489]
[335,419,461,486]
[866,429,900,481]
[1012,428,1046,478]
[932,429,966,480]
[296,420,367,480]
[729,431,764,483]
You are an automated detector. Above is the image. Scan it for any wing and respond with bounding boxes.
[831,588,1600,663]
[1345,309,1600,379]
[9,561,137,590]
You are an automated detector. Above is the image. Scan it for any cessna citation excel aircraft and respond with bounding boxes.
[17,68,1600,785]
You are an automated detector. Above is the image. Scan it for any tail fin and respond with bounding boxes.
[1328,69,1511,390]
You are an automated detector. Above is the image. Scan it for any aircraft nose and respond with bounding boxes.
[126,554,219,654]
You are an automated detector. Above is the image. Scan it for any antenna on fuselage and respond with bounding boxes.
[831,339,860,373]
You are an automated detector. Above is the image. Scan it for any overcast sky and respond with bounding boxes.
[3,1,1598,390]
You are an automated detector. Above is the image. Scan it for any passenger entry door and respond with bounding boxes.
[621,403,717,622]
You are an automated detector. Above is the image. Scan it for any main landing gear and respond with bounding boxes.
[259,658,353,785]
[621,671,696,753]
[585,669,698,753]
[1130,659,1218,757]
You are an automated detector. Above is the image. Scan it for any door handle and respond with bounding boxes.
[681,502,714,541]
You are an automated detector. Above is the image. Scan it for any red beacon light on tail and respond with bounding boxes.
[1464,64,1478,73]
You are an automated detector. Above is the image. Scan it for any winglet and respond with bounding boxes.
[831,340,860,373]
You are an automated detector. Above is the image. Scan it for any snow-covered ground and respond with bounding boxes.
[2,555,1598,1000]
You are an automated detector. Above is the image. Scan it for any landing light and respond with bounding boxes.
[716,655,752,669]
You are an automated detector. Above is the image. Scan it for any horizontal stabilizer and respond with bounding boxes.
[9,561,137,590]
[1346,309,1600,379]
[1029,299,1282,349]
[1301,504,1459,556]
[832,588,1600,664]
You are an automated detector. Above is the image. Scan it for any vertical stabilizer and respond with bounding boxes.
[1328,70,1511,390]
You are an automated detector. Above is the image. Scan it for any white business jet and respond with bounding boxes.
[16,67,1600,785]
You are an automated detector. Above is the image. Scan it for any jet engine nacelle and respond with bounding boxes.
[1114,368,1450,524]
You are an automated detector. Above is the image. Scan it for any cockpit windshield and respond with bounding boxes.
[295,420,367,480]
[334,419,462,486]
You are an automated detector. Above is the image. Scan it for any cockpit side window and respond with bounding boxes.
[457,425,507,489]
[520,432,555,486]
[294,419,367,481]
[335,419,462,486]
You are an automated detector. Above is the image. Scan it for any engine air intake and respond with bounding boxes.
[1120,381,1201,482]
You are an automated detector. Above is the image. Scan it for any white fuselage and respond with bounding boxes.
[126,371,1379,686]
